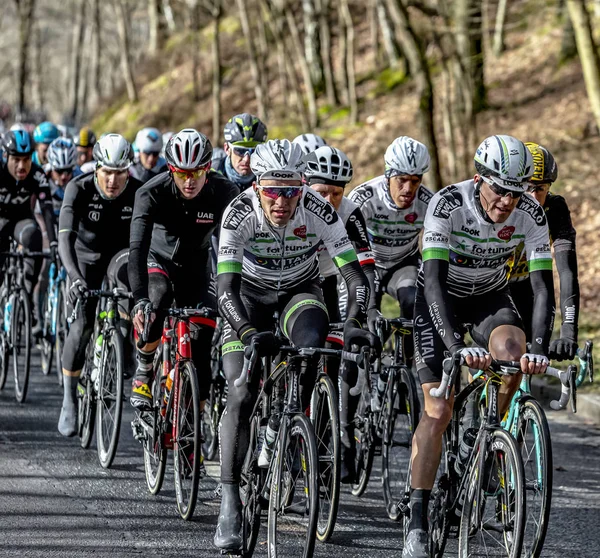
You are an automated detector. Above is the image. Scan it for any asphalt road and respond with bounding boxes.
[0,355,599,558]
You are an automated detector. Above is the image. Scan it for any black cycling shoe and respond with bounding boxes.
[214,483,243,551]
[402,528,429,558]
[340,445,357,485]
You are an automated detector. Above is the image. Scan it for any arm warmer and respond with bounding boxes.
[529,269,556,355]
[338,259,370,324]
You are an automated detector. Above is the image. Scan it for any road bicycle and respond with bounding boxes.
[132,305,218,520]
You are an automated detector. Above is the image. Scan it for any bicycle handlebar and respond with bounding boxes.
[576,340,594,384]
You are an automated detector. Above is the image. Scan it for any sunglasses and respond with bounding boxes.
[168,163,210,180]
[54,168,73,176]
[258,186,302,200]
[229,144,256,158]
[527,183,551,193]
[481,176,524,199]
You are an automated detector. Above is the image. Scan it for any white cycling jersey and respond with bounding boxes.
[218,187,358,290]
[419,179,552,297]
[348,175,433,269]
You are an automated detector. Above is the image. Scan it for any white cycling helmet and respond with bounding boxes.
[164,128,212,170]
[251,139,305,182]
[161,131,174,156]
[292,133,327,155]
[93,134,133,170]
[47,137,77,170]
[384,136,431,177]
[303,146,353,186]
[135,127,163,154]
[474,134,534,192]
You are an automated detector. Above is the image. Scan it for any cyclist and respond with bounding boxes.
[349,136,433,324]
[128,129,238,418]
[160,131,174,158]
[293,132,327,155]
[509,142,579,360]
[33,137,77,337]
[0,130,56,302]
[403,135,555,558]
[213,139,375,551]
[32,121,60,166]
[73,127,97,173]
[213,113,268,192]
[57,133,142,437]
[304,144,377,482]
[129,127,167,183]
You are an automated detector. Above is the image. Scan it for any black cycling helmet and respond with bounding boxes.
[223,113,267,147]
[3,130,34,156]
[73,127,97,148]
[525,142,558,184]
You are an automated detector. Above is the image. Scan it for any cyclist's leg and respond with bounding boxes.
[13,218,43,294]
[130,259,172,409]
[59,263,103,437]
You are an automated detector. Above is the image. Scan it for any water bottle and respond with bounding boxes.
[161,368,175,412]
[258,413,281,468]
[3,298,12,333]
[454,428,478,475]
[256,419,267,458]
[91,334,103,389]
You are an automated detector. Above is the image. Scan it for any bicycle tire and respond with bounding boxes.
[202,377,222,461]
[78,337,96,449]
[351,397,375,498]
[55,282,67,387]
[458,428,526,558]
[173,360,202,520]
[39,294,53,375]
[143,355,167,495]
[96,330,125,469]
[311,374,341,542]
[428,434,451,558]
[515,398,552,558]
[0,330,8,391]
[382,369,417,522]
[268,412,319,558]
[13,290,32,403]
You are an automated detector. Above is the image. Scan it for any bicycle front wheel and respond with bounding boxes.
[96,331,125,469]
[173,360,202,520]
[40,294,53,376]
[202,375,223,461]
[351,398,375,498]
[13,290,32,403]
[311,374,340,542]
[143,358,167,495]
[55,281,68,386]
[515,398,552,558]
[268,413,319,558]
[77,338,96,449]
[458,428,525,558]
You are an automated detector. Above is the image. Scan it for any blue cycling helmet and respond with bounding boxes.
[3,130,34,156]
[33,121,60,144]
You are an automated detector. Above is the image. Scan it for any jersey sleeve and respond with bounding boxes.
[523,216,553,273]
[58,180,83,281]
[348,184,374,220]
[421,192,452,263]
[346,207,375,266]
[217,198,255,275]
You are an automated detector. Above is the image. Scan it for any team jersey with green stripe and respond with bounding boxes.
[348,176,433,269]
[419,180,552,297]
[218,187,358,290]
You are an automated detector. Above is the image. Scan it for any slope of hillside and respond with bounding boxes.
[91,10,599,338]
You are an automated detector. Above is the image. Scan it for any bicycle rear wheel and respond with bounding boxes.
[515,398,552,558]
[458,428,525,558]
[96,331,125,469]
[311,374,340,542]
[55,281,67,386]
[77,338,96,448]
[202,374,223,461]
[382,368,418,522]
[268,413,319,558]
[173,360,202,520]
[40,295,54,376]
[428,434,451,558]
[351,396,375,497]
[13,290,32,403]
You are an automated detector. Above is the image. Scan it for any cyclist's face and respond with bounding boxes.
[7,155,32,180]
[310,183,344,211]
[477,175,519,223]
[172,169,207,199]
[389,174,422,208]
[225,143,252,176]
[36,143,50,165]
[76,146,92,166]
[96,167,129,199]
[51,168,74,187]
[140,151,160,170]
[527,182,551,206]
[255,179,303,227]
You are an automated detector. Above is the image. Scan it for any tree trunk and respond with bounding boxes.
[235,0,267,119]
[567,0,600,132]
[148,0,166,55]
[369,0,382,69]
[91,0,101,104]
[285,5,319,128]
[113,0,138,102]
[303,0,324,89]
[377,0,401,70]
[78,24,93,124]
[254,3,270,111]
[69,0,86,121]
[320,0,339,106]
[31,19,44,113]
[339,0,358,124]
[211,1,222,145]
[559,11,578,64]
[385,0,442,191]
[492,0,508,56]
[187,0,202,102]
[162,0,176,32]
[13,0,37,118]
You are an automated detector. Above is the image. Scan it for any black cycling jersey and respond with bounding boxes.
[0,161,55,243]
[128,170,239,302]
[58,171,143,282]
[129,161,168,184]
